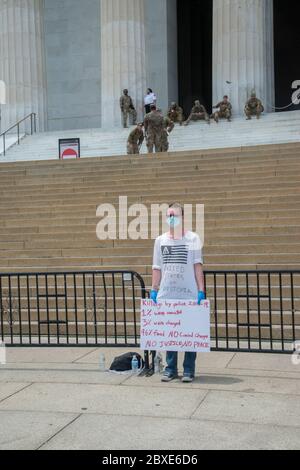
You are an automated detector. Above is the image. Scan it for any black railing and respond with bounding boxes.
[0,113,37,156]
[205,270,300,354]
[0,270,299,355]
[0,270,146,347]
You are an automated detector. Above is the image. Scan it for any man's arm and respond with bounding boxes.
[194,263,205,293]
[138,132,144,147]
[152,269,161,292]
[167,120,175,134]
[150,269,161,303]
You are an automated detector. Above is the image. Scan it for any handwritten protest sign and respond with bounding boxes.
[140,299,211,353]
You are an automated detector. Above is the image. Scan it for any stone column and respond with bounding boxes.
[213,0,275,115]
[0,0,47,132]
[100,0,147,128]
[144,0,178,114]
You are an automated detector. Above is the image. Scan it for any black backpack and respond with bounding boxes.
[110,352,144,372]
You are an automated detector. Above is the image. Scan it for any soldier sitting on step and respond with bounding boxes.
[211,95,232,123]
[245,91,264,120]
[167,102,184,126]
[184,100,210,126]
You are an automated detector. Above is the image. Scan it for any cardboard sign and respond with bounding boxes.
[59,138,80,160]
[140,299,211,353]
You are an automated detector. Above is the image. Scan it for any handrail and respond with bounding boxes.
[0,112,37,157]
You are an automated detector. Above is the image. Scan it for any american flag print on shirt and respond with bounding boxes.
[161,245,189,265]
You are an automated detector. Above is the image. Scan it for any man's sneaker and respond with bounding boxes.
[182,374,194,383]
[161,372,178,383]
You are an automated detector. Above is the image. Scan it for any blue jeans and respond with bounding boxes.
[165,351,197,377]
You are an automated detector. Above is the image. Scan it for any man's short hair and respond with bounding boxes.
[168,203,184,217]
[150,104,156,111]
[223,95,228,99]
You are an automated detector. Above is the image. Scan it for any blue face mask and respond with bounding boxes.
[166,216,181,228]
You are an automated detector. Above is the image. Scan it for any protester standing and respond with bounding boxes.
[151,203,206,383]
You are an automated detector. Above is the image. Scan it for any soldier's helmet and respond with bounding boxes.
[171,102,177,107]
[251,90,257,98]
[195,100,200,106]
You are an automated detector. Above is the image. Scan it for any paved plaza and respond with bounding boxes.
[0,347,299,450]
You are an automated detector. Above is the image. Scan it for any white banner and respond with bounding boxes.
[140,299,211,353]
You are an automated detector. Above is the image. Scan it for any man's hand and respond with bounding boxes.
[198,291,206,305]
[150,290,158,304]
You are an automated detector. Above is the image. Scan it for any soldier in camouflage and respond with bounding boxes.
[184,100,210,126]
[245,91,264,120]
[212,96,232,123]
[127,123,144,155]
[120,89,137,128]
[167,102,184,126]
[144,105,165,154]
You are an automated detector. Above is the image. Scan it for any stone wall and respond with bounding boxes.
[44,0,102,131]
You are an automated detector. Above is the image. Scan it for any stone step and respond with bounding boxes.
[2,167,300,188]
[1,252,300,268]
[2,183,300,206]
[2,111,300,163]
[2,120,300,163]
[0,231,299,247]
[1,205,300,223]
[2,153,300,177]
[17,236,300,249]
[1,158,300,185]
[0,264,298,275]
[1,199,300,219]
[3,212,300,229]
[1,305,298,323]
[0,134,300,283]
[2,172,300,195]
[1,191,300,211]
[0,244,299,262]
[3,171,300,192]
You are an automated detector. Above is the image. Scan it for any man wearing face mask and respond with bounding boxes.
[151,203,206,383]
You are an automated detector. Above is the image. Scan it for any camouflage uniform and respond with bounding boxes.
[245,94,264,120]
[167,102,184,126]
[144,110,165,154]
[184,100,210,125]
[212,99,232,122]
[127,125,144,155]
[159,117,175,152]
[120,91,137,128]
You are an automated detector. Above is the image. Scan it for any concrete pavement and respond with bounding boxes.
[0,347,300,450]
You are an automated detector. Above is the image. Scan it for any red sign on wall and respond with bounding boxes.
[59,138,80,160]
